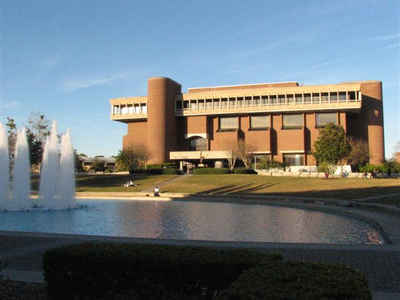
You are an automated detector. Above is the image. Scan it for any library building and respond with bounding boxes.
[110,77,384,168]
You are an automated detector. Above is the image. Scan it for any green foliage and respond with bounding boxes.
[218,260,372,300]
[193,168,231,175]
[360,161,400,174]
[134,168,177,175]
[255,157,286,170]
[317,161,336,178]
[43,242,281,299]
[115,146,149,171]
[347,138,369,169]
[313,123,351,164]
[232,168,257,174]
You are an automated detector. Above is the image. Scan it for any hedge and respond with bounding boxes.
[133,168,178,175]
[193,168,231,175]
[218,260,372,300]
[232,168,257,174]
[43,242,281,299]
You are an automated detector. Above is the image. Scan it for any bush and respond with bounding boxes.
[255,158,286,170]
[193,168,231,175]
[43,242,281,299]
[232,168,257,174]
[218,260,372,300]
[317,161,336,178]
[131,168,177,175]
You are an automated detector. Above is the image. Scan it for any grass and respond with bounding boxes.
[161,175,400,200]
[31,174,178,193]
[30,173,400,201]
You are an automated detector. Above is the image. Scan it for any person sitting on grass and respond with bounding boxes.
[154,186,160,197]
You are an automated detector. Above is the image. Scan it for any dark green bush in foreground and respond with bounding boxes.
[43,243,281,299]
[193,168,231,175]
[218,260,372,300]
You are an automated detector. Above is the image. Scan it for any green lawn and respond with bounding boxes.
[161,175,400,200]
[30,173,400,201]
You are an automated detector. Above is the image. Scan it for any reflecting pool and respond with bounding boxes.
[0,199,384,244]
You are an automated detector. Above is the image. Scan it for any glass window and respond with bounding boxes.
[316,112,337,127]
[206,99,213,109]
[330,92,338,102]
[189,137,208,151]
[282,114,303,129]
[304,94,311,104]
[219,117,239,130]
[283,154,305,166]
[312,93,320,103]
[261,96,268,105]
[295,94,302,104]
[176,101,182,109]
[321,93,328,103]
[339,92,346,102]
[198,100,204,110]
[287,94,294,104]
[250,115,270,129]
[270,95,277,104]
[278,95,285,104]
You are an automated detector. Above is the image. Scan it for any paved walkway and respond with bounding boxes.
[1,193,400,299]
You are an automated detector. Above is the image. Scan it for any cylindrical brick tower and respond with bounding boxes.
[360,81,384,164]
[147,77,181,164]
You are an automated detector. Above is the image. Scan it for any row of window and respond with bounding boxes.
[176,91,359,110]
[112,104,147,115]
[219,112,338,131]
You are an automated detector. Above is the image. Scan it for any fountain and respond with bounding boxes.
[0,121,76,211]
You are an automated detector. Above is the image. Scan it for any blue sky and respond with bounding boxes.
[1,0,399,158]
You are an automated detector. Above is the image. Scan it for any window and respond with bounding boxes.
[283,154,305,166]
[198,100,204,110]
[278,95,285,104]
[189,137,208,151]
[176,101,182,109]
[250,115,270,129]
[339,92,346,102]
[312,93,320,103]
[330,92,338,102]
[261,95,268,105]
[190,100,197,110]
[316,112,338,127]
[287,94,294,104]
[282,114,303,129]
[321,93,328,103]
[295,94,302,104]
[140,103,147,113]
[219,116,239,130]
[304,94,311,104]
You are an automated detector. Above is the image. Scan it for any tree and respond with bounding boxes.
[115,146,150,171]
[313,123,351,165]
[346,137,369,169]
[5,117,17,159]
[26,113,50,166]
[224,139,255,170]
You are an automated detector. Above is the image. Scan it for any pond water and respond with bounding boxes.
[0,199,384,244]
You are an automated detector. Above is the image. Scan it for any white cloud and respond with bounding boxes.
[372,33,400,41]
[63,72,128,91]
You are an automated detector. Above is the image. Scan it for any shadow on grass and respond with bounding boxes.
[191,183,400,200]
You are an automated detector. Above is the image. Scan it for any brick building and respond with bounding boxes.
[110,77,384,167]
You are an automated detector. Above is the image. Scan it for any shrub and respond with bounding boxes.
[232,168,257,174]
[218,260,372,300]
[43,242,281,299]
[255,158,286,170]
[193,168,231,175]
[161,168,178,175]
[317,161,336,178]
